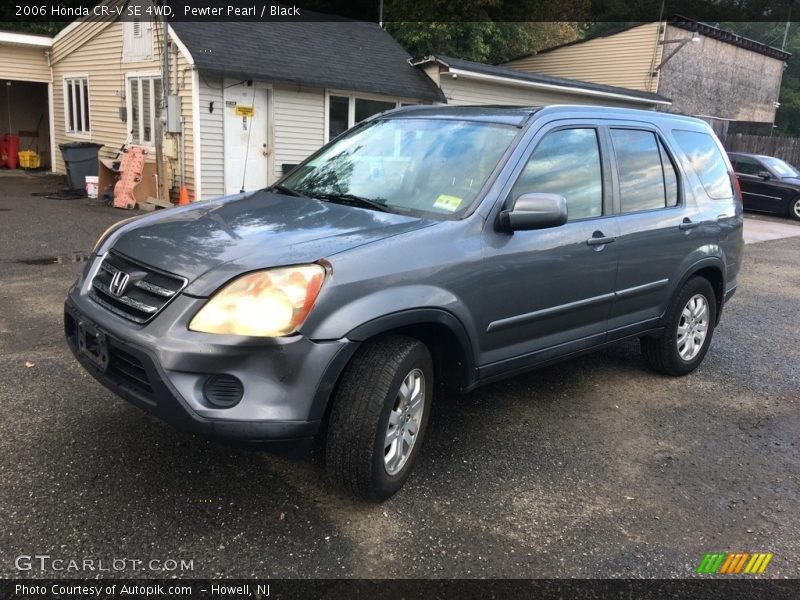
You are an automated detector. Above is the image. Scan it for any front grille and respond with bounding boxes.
[107,345,154,398]
[89,251,186,324]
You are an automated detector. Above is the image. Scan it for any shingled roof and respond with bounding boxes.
[170,21,445,102]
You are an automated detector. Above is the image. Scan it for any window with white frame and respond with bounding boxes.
[127,75,162,145]
[326,93,414,141]
[64,77,90,135]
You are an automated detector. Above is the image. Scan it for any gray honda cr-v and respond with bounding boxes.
[66,105,743,500]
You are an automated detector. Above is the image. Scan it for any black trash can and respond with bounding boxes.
[59,142,103,191]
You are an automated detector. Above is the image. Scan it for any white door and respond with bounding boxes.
[223,82,270,195]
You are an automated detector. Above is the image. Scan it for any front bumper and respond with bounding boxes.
[65,270,358,451]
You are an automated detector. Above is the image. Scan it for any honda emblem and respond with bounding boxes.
[108,271,130,297]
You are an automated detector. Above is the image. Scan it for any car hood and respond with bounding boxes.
[110,190,433,293]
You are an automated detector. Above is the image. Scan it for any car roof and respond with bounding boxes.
[385,104,710,128]
[385,105,541,126]
[728,152,773,161]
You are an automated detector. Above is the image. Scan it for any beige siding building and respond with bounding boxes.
[48,16,197,197]
[0,31,53,169]
[504,23,664,93]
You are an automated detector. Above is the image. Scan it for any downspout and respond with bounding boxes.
[46,48,56,173]
[154,8,169,202]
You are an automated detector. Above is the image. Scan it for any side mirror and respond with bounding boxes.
[497,192,568,231]
[758,170,771,180]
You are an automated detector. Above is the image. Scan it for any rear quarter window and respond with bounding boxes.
[672,130,733,199]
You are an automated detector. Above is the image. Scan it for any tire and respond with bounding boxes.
[325,335,433,501]
[641,277,717,376]
[788,196,800,221]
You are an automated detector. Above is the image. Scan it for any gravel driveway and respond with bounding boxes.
[1,175,798,579]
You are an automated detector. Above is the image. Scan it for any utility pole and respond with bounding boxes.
[782,1,793,51]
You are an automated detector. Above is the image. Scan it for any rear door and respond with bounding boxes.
[478,121,620,373]
[672,129,741,294]
[605,124,706,337]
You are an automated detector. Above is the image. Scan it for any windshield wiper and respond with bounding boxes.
[270,184,306,197]
[314,192,392,213]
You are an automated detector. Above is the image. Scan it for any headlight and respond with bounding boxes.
[92,215,144,252]
[189,264,327,337]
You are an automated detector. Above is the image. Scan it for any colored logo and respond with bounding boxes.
[696,552,773,574]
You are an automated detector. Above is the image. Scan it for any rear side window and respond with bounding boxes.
[511,128,602,221]
[610,129,677,213]
[672,130,733,199]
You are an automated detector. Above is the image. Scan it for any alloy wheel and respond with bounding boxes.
[676,294,709,361]
[383,368,425,476]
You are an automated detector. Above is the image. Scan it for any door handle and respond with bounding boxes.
[586,234,616,246]
[678,219,701,231]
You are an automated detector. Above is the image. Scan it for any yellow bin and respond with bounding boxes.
[19,150,41,169]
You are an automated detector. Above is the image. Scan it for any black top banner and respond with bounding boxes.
[0,0,798,24]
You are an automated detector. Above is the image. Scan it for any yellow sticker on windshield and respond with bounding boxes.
[433,194,463,212]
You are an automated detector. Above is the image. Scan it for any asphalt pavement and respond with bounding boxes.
[1,174,798,579]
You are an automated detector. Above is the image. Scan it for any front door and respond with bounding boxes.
[732,155,789,214]
[224,81,270,195]
[479,125,619,373]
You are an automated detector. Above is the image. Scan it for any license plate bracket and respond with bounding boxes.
[77,319,109,372]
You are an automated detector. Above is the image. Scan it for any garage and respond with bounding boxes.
[0,31,53,171]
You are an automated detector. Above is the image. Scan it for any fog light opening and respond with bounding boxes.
[203,374,244,408]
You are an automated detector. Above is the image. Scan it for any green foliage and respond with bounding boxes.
[384,0,588,64]
[0,21,64,36]
[386,22,584,64]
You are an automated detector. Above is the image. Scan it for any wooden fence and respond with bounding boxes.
[724,134,800,166]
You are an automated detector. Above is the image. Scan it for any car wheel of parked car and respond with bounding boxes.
[640,277,717,377]
[325,335,433,501]
[789,196,800,221]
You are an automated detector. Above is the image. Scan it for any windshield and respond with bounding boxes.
[761,156,800,178]
[280,118,519,218]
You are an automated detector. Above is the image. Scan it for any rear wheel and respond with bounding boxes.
[325,335,433,501]
[641,277,717,376]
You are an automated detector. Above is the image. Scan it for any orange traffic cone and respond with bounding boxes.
[178,185,190,206]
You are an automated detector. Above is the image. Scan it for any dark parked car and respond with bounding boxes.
[728,152,800,221]
[66,105,743,501]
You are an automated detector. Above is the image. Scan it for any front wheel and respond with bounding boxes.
[325,335,433,501]
[789,196,800,221]
[641,277,717,376]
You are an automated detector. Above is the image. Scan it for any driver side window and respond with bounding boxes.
[733,156,764,176]
[511,128,603,221]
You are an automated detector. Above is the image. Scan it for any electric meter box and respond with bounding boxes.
[166,95,182,133]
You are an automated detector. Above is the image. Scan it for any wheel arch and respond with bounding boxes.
[674,258,725,325]
[347,309,478,393]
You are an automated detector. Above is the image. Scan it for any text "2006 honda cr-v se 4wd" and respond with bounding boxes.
[66,105,743,501]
